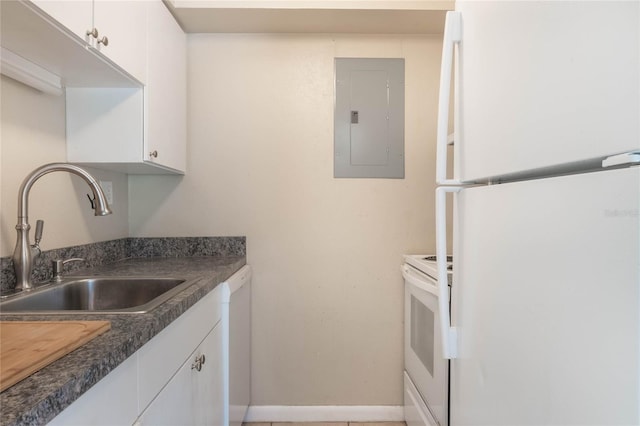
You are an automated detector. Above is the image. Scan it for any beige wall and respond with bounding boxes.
[0,76,129,258]
[129,33,444,405]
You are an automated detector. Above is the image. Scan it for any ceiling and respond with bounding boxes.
[164,0,453,34]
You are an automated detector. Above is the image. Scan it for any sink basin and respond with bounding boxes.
[0,277,192,314]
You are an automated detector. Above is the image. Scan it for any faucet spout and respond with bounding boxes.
[12,163,112,291]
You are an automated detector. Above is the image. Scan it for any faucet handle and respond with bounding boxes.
[52,257,85,282]
[34,220,44,245]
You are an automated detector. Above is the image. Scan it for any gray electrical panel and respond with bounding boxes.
[334,58,405,178]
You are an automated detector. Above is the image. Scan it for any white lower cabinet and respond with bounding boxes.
[47,286,223,425]
[47,354,139,426]
[45,266,252,426]
[135,325,224,426]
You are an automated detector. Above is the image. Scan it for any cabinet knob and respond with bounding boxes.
[191,354,206,372]
[149,150,158,159]
[86,28,99,39]
[98,36,109,47]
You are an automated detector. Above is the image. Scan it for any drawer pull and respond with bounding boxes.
[98,36,109,47]
[191,354,206,372]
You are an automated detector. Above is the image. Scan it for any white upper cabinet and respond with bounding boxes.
[144,0,187,173]
[0,1,139,88]
[30,0,93,41]
[92,1,147,84]
[65,0,186,174]
[31,0,147,83]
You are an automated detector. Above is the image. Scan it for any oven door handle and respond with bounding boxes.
[436,186,461,359]
[401,265,439,297]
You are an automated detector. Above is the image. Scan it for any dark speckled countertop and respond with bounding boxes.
[0,256,246,426]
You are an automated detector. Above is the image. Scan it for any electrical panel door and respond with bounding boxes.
[334,58,405,178]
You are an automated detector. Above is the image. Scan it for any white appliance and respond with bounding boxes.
[402,255,452,426]
[434,2,640,425]
[221,265,252,426]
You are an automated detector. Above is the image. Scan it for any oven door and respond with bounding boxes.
[403,263,449,426]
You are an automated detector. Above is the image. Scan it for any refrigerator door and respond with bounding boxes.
[450,167,640,425]
[453,1,639,182]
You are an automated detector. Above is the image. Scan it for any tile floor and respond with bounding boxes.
[244,423,406,426]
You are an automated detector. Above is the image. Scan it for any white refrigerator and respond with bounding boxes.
[434,2,640,425]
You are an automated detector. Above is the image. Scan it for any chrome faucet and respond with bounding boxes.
[12,163,112,291]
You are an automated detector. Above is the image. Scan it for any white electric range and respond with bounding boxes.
[402,255,453,426]
[404,254,453,279]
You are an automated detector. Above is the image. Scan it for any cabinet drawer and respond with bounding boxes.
[137,286,223,411]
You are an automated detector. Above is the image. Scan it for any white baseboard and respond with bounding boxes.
[244,405,404,422]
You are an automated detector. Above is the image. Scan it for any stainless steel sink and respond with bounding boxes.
[0,277,193,314]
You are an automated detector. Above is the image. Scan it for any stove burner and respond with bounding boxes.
[423,255,453,262]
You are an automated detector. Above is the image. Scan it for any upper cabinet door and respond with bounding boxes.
[453,1,640,182]
[30,0,93,42]
[93,0,147,83]
[144,0,187,173]
[30,0,147,84]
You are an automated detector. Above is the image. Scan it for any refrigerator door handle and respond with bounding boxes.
[436,11,462,186]
[436,186,461,359]
[602,151,640,168]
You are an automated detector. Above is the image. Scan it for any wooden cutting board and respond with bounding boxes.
[0,320,111,392]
